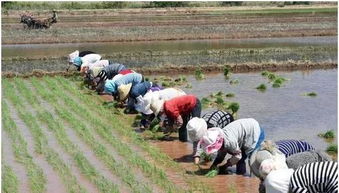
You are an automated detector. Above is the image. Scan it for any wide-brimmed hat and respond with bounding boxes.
[150,97,165,116]
[200,127,224,155]
[73,57,82,67]
[118,83,132,101]
[187,117,208,142]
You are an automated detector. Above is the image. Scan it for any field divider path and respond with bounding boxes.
[6,78,120,193]
[1,98,47,193]
[55,77,213,192]
[30,77,150,193]
[4,78,89,193]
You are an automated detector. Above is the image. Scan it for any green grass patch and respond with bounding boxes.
[318,130,335,139]
[326,144,337,154]
[256,84,267,91]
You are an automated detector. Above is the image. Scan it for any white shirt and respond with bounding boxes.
[80,54,102,67]
[135,88,186,115]
[264,169,294,193]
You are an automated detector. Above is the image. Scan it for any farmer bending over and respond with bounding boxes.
[150,95,201,142]
[198,118,265,175]
[187,110,234,158]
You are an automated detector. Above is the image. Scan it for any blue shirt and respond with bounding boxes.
[130,82,152,98]
[104,73,142,94]
[275,139,315,157]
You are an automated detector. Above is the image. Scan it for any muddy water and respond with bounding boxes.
[150,69,336,193]
[182,69,337,150]
[152,140,260,193]
[2,36,337,73]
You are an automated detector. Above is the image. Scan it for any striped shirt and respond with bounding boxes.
[290,161,338,193]
[275,140,315,157]
[202,110,234,129]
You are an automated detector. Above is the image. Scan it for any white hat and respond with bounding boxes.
[68,50,79,63]
[187,117,208,142]
[259,155,288,179]
[136,91,154,115]
[118,83,132,101]
[150,97,165,116]
[200,127,224,155]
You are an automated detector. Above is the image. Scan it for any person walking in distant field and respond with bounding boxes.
[150,94,201,142]
[198,118,265,175]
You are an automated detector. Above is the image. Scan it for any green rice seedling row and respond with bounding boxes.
[4,79,121,193]
[29,78,149,193]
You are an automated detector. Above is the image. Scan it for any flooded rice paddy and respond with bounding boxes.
[181,69,337,150]
[2,36,337,73]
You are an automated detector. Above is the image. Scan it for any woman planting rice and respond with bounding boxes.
[150,95,201,142]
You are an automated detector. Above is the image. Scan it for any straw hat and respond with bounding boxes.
[187,117,208,142]
[150,97,165,116]
[118,83,132,101]
[200,127,224,155]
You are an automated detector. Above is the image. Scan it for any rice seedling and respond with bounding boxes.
[229,79,239,85]
[1,99,47,193]
[223,65,231,79]
[8,79,100,193]
[40,77,181,193]
[185,83,192,88]
[205,169,218,178]
[54,77,212,193]
[318,130,335,139]
[225,93,235,97]
[261,71,269,76]
[228,102,240,115]
[1,165,19,193]
[215,97,224,105]
[216,91,224,97]
[305,92,317,97]
[272,82,281,88]
[35,79,152,193]
[326,144,337,154]
[256,84,267,91]
[267,73,277,81]
[195,67,205,80]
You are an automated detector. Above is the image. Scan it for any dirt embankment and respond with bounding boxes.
[2,61,337,79]
[2,5,337,44]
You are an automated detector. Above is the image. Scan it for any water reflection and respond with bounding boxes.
[183,69,337,150]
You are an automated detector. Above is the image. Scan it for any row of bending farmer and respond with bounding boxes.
[68,50,337,193]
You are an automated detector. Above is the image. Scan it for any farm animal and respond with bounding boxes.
[20,11,57,29]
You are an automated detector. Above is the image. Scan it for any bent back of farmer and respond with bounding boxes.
[202,110,234,129]
[275,139,315,157]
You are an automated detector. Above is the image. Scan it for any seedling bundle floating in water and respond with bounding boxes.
[261,71,288,88]
[201,91,239,115]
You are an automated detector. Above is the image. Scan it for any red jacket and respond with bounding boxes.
[163,95,197,120]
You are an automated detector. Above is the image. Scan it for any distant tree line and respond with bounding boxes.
[1,1,314,10]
